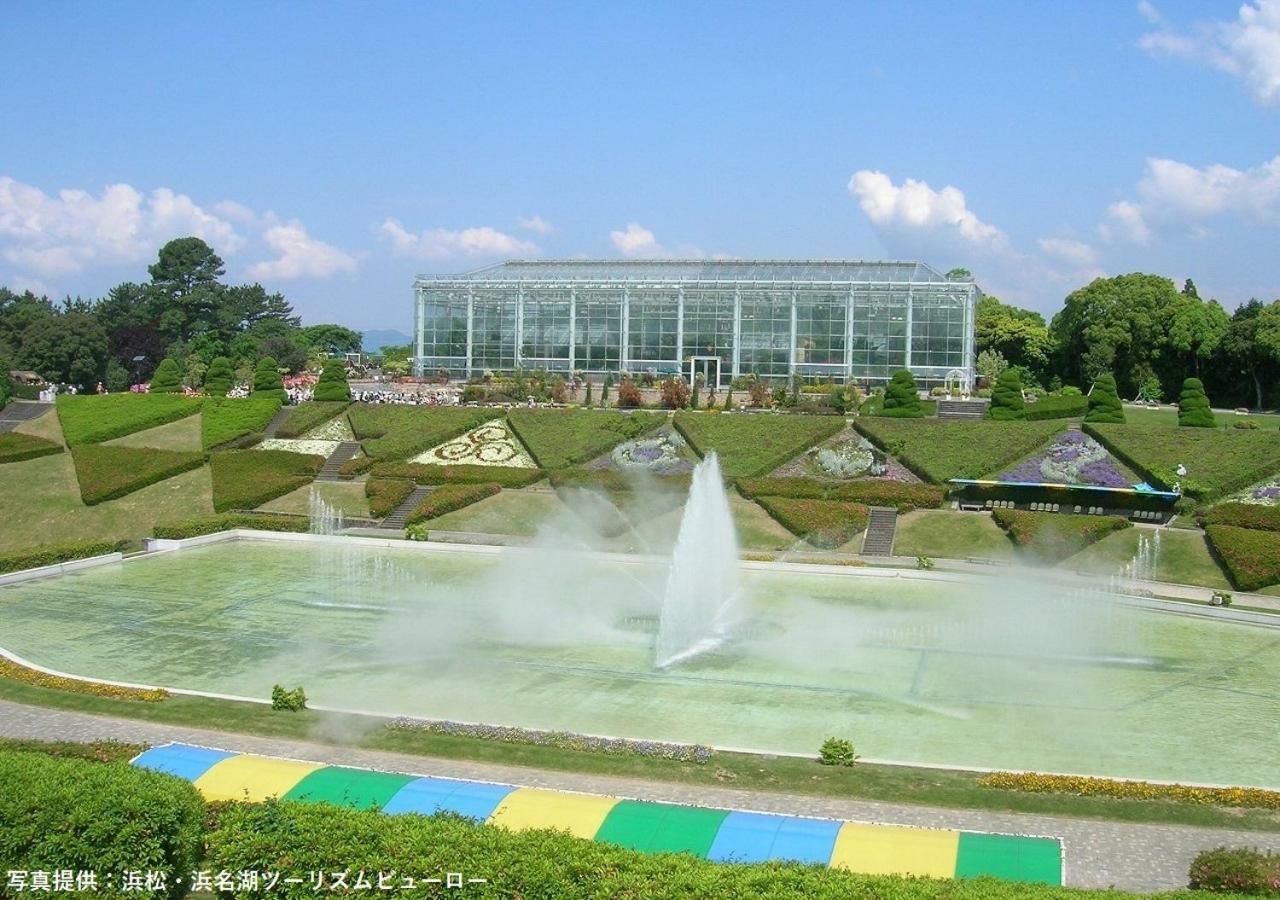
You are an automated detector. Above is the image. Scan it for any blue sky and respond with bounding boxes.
[2,0,1277,331]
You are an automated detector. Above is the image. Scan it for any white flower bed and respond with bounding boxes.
[303,415,355,441]
[814,438,884,478]
[257,439,341,456]
[611,434,687,473]
[411,419,536,468]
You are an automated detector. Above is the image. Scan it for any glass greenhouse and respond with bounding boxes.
[413,259,978,387]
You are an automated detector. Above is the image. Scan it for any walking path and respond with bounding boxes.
[4,698,1279,892]
[0,400,52,433]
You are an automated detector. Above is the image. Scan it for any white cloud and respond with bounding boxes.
[0,175,242,277]
[1099,200,1152,244]
[247,220,357,281]
[1139,0,1280,105]
[378,218,538,261]
[1137,0,1163,26]
[608,222,712,259]
[517,215,554,235]
[1036,236,1099,267]
[847,170,1008,251]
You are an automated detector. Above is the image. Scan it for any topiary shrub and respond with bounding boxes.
[1084,373,1125,424]
[1188,846,1280,894]
[1179,377,1217,428]
[312,357,351,402]
[0,751,205,899]
[819,737,858,766]
[988,369,1026,420]
[880,370,924,418]
[252,356,285,401]
[148,358,183,393]
[204,355,234,396]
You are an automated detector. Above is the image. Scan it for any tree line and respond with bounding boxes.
[0,238,362,392]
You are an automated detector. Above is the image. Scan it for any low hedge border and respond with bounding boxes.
[366,478,417,519]
[0,738,146,764]
[152,513,312,539]
[70,445,207,505]
[1204,524,1280,591]
[1200,503,1280,533]
[0,432,62,464]
[404,482,501,526]
[1024,396,1088,421]
[980,771,1280,810]
[370,461,546,487]
[388,717,713,763]
[0,539,129,575]
[338,455,376,478]
[735,477,943,511]
[0,655,168,702]
[755,497,871,550]
[210,450,324,513]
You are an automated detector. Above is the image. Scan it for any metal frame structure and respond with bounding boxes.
[413,259,978,388]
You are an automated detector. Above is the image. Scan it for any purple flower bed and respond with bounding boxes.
[1000,431,1131,487]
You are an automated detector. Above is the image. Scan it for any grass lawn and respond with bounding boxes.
[348,405,493,460]
[855,418,1065,484]
[55,393,203,445]
[1064,527,1231,588]
[102,413,203,451]
[425,489,568,537]
[258,481,373,519]
[893,510,1015,561]
[1121,403,1280,429]
[12,407,66,446]
[506,408,665,469]
[730,496,798,551]
[673,411,843,477]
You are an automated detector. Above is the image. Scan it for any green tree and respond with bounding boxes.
[1165,291,1229,379]
[18,312,108,390]
[149,358,183,393]
[881,370,924,417]
[1217,299,1280,410]
[988,369,1026,420]
[252,356,285,401]
[975,296,1052,380]
[312,357,351,402]
[146,238,226,342]
[1177,377,1216,427]
[1137,375,1163,403]
[1084,373,1125,424]
[946,267,972,279]
[104,358,130,393]
[975,348,1008,384]
[0,288,58,359]
[214,284,299,342]
[0,356,11,406]
[204,356,234,396]
[299,324,362,355]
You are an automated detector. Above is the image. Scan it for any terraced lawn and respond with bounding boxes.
[1064,527,1230,589]
[892,510,1015,561]
[424,489,571,537]
[103,414,203,451]
[258,481,373,519]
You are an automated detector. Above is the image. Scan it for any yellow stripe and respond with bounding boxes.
[488,787,619,840]
[829,822,959,878]
[193,755,323,802]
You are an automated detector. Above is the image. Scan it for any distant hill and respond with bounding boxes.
[362,329,412,353]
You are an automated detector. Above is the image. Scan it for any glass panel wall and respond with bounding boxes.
[626,292,680,370]
[471,290,516,372]
[418,289,467,371]
[573,292,622,371]
[681,289,734,384]
[520,292,572,370]
[795,289,847,377]
[738,291,791,378]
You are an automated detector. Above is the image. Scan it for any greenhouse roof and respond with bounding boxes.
[418,259,967,285]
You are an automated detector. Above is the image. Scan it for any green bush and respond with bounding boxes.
[148,357,183,393]
[1084,423,1280,501]
[338,455,376,478]
[0,432,62,464]
[152,513,311,539]
[370,461,545,487]
[880,369,924,417]
[1200,503,1280,533]
[756,497,870,549]
[1025,395,1088,421]
[365,477,417,518]
[0,751,205,900]
[201,395,282,449]
[0,738,146,765]
[1084,374,1125,424]
[855,418,1065,484]
[1189,846,1280,895]
[674,412,842,478]
[348,405,492,460]
[0,358,11,407]
[271,684,307,711]
[507,408,664,469]
[991,509,1130,562]
[989,369,1025,420]
[1179,377,1217,428]
[404,482,501,525]
[1205,525,1280,591]
[204,355,234,396]
[0,539,129,575]
[819,737,858,767]
[70,445,206,505]
[252,356,285,401]
[56,393,203,445]
[312,358,351,402]
[210,449,323,512]
[735,477,943,511]
[275,401,349,438]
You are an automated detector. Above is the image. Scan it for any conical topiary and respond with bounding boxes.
[989,369,1026,420]
[1178,377,1216,428]
[881,370,924,418]
[1084,373,1125,424]
[149,358,182,393]
[312,357,351,402]
[252,356,286,402]
[204,356,234,397]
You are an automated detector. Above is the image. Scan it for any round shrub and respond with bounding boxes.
[204,355,234,396]
[881,370,923,417]
[989,369,1026,420]
[0,751,205,899]
[252,356,285,401]
[1179,377,1217,428]
[312,357,351,402]
[1188,846,1280,894]
[148,358,182,393]
[1084,373,1125,424]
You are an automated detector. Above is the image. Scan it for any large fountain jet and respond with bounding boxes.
[655,451,741,668]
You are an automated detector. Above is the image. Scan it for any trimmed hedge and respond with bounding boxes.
[152,513,312,539]
[674,412,843,478]
[0,751,204,900]
[735,477,943,511]
[210,449,323,512]
[0,739,146,765]
[881,369,924,417]
[507,408,665,469]
[756,497,871,549]
[204,356,234,396]
[0,432,62,464]
[1085,374,1124,424]
[549,467,691,495]
[404,482,501,526]
[252,355,284,401]
[275,401,349,438]
[348,405,493,460]
[1025,395,1088,421]
[855,418,1065,484]
[148,357,182,393]
[370,461,545,487]
[1205,525,1280,591]
[1084,423,1280,501]
[202,395,282,449]
[70,445,206,505]
[0,539,129,575]
[56,393,203,446]
[1200,503,1280,533]
[339,455,376,478]
[992,509,1130,562]
[365,477,417,518]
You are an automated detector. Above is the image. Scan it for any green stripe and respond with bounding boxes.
[283,766,417,810]
[955,832,1063,885]
[595,800,730,857]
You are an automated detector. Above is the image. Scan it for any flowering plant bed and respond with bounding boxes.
[387,717,713,763]
[999,431,1132,487]
[257,438,341,457]
[302,413,355,441]
[1235,477,1280,505]
[980,770,1280,810]
[604,430,692,474]
[411,419,536,468]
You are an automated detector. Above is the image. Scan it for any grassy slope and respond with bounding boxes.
[1121,404,1280,428]
[424,489,568,536]
[507,408,665,469]
[258,481,373,519]
[674,412,843,478]
[55,393,203,445]
[348,405,493,460]
[1086,423,1280,500]
[893,510,1016,560]
[102,414,203,451]
[1065,528,1230,588]
[855,418,1065,483]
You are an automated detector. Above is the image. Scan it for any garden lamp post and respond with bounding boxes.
[132,354,146,387]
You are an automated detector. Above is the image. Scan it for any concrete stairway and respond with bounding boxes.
[936,399,989,420]
[860,506,898,556]
[379,485,432,530]
[316,441,362,481]
[263,406,293,438]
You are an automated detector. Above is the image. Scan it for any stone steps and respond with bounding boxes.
[936,399,989,420]
[316,441,362,482]
[860,506,898,556]
[379,485,432,530]
[262,406,293,438]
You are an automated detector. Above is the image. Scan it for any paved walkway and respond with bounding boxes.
[0,400,52,433]
[4,699,1279,892]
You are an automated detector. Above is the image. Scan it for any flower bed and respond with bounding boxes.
[609,432,690,474]
[507,408,665,469]
[999,431,1131,487]
[980,770,1280,810]
[257,438,341,457]
[855,419,1065,484]
[1235,477,1280,506]
[387,717,713,763]
[0,655,168,702]
[274,401,351,439]
[411,419,535,468]
[813,437,884,479]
